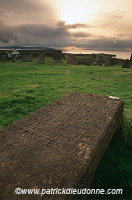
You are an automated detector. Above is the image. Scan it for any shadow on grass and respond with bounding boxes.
[88,118,132,199]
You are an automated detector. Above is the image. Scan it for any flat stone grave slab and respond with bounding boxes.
[0,93,124,200]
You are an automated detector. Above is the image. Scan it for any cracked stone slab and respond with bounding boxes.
[0,93,124,200]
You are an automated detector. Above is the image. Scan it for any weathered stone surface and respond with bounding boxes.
[67,55,77,65]
[0,93,124,200]
[38,51,46,64]
[22,51,33,62]
[76,58,91,65]
[53,50,63,63]
[98,56,103,65]
[122,59,131,68]
[12,55,16,63]
[105,56,110,66]
[1,55,6,63]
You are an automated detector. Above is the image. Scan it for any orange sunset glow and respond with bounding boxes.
[0,0,132,58]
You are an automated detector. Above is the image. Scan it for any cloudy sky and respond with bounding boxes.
[0,0,132,58]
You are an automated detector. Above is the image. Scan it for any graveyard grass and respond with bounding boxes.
[0,58,132,199]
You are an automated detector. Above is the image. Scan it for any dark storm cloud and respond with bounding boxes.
[0,21,18,43]
[56,21,89,29]
[73,32,92,38]
[0,32,17,43]
[0,9,4,14]
[0,0,58,26]
[17,24,69,38]
[2,22,89,41]
[78,37,132,52]
[0,0,131,54]
[0,0,46,13]
[0,19,91,44]
[0,19,132,53]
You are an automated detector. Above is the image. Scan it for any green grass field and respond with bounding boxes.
[0,58,132,199]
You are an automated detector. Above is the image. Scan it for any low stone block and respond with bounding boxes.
[0,93,124,200]
[122,59,131,68]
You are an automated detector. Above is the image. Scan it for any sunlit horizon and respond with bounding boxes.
[0,0,132,59]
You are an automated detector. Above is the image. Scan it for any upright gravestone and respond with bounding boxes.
[11,50,20,63]
[66,54,71,64]
[67,55,77,65]
[91,54,97,65]
[122,59,131,68]
[53,50,63,63]
[105,56,110,66]
[22,51,33,62]
[1,55,6,63]
[71,56,77,65]
[12,55,16,63]
[92,54,96,62]
[38,51,46,64]
[98,56,103,65]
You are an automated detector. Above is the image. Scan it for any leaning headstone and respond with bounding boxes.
[122,59,131,68]
[105,56,110,66]
[12,55,16,63]
[0,93,124,200]
[1,55,6,63]
[38,51,46,64]
[53,50,63,63]
[22,51,33,62]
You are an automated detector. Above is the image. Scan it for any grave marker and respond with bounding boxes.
[12,55,16,63]
[22,51,33,62]
[67,55,77,65]
[122,59,131,68]
[53,50,63,63]
[98,56,103,65]
[0,93,124,200]
[105,56,110,66]
[38,51,46,64]
[1,55,6,63]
